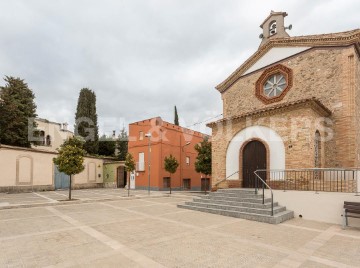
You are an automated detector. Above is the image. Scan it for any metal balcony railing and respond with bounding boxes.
[254,168,360,194]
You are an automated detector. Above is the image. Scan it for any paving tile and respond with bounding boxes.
[212,219,320,251]
[283,218,333,231]
[92,218,193,247]
[161,210,240,228]
[313,235,360,266]
[136,231,287,268]
[0,215,72,238]
[0,207,54,221]
[126,203,182,216]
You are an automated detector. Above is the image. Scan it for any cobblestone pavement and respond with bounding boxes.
[0,194,359,267]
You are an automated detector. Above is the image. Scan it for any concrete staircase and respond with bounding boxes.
[177,188,294,224]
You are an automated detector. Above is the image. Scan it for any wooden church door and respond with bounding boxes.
[242,140,267,188]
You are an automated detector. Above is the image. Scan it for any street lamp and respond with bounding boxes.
[145,133,152,195]
[180,141,191,190]
[0,97,4,144]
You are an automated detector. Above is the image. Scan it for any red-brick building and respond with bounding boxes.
[128,117,210,191]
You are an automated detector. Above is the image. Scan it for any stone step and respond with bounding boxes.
[192,198,278,209]
[177,204,294,224]
[204,195,272,204]
[217,188,256,193]
[210,192,264,198]
[184,201,286,216]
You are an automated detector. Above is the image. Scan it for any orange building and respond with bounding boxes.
[128,117,210,191]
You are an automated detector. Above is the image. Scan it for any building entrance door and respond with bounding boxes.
[54,165,70,190]
[116,166,126,188]
[242,140,267,188]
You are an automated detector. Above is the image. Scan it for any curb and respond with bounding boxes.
[0,194,172,210]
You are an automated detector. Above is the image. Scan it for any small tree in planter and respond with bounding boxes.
[164,154,179,194]
[53,137,86,200]
[124,153,136,197]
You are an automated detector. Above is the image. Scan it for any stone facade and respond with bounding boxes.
[208,12,360,189]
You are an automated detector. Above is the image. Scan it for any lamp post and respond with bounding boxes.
[145,133,152,195]
[180,141,191,190]
[0,97,4,144]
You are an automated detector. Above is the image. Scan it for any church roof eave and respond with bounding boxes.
[206,98,332,128]
[216,29,360,93]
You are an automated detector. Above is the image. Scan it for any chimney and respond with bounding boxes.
[63,123,68,131]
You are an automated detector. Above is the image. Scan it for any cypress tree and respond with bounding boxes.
[174,106,179,126]
[0,76,37,147]
[74,88,99,154]
[98,134,116,156]
[116,127,128,161]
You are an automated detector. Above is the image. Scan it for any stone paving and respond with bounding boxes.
[0,191,359,267]
[0,189,185,208]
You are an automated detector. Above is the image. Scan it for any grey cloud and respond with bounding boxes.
[0,0,359,136]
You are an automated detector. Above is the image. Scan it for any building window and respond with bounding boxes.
[186,156,190,165]
[137,152,145,171]
[183,179,191,190]
[269,20,277,35]
[139,131,144,141]
[163,177,170,188]
[314,131,321,168]
[255,64,293,104]
[46,135,51,146]
[39,131,45,146]
[263,73,287,97]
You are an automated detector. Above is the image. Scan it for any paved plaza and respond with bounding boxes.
[0,189,360,267]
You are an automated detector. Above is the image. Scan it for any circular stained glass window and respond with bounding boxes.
[263,73,287,97]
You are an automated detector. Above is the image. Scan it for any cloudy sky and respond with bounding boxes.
[0,0,359,136]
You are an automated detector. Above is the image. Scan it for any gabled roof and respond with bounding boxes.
[206,98,331,128]
[260,11,287,28]
[216,29,360,93]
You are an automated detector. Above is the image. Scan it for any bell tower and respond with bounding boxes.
[259,11,291,47]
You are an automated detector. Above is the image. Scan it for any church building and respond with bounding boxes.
[208,11,360,189]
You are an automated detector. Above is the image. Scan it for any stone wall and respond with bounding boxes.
[212,46,359,187]
[211,104,327,186]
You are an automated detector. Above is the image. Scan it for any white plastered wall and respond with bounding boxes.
[226,125,285,180]
[243,47,311,75]
[267,189,360,225]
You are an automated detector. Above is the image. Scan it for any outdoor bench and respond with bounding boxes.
[342,201,360,228]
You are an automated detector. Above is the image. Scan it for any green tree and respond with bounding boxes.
[125,153,136,173]
[116,127,128,161]
[0,76,37,147]
[53,137,86,200]
[194,138,212,192]
[164,154,179,194]
[98,134,116,156]
[74,88,99,155]
[124,153,136,196]
[174,106,179,126]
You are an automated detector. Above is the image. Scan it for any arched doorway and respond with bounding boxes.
[242,140,267,188]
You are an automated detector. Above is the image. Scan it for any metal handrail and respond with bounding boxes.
[262,168,359,194]
[254,169,274,216]
[214,170,239,187]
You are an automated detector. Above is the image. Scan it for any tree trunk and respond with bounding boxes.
[69,175,72,200]
[127,172,130,197]
[169,174,172,194]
